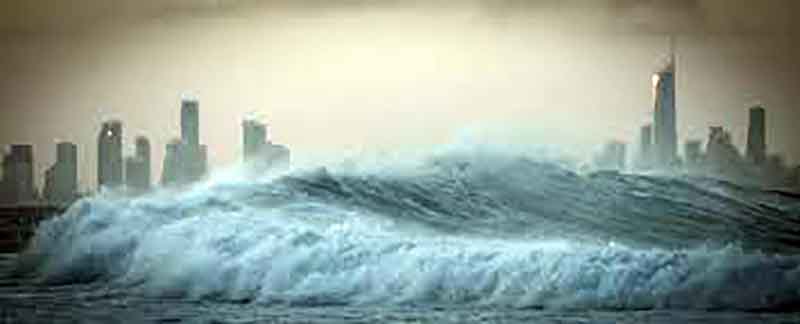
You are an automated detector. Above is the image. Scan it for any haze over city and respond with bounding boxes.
[6,2,800,323]
[1,0,799,189]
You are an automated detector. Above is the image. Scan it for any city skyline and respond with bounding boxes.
[0,82,797,196]
[2,1,800,191]
[0,92,793,203]
[4,3,800,322]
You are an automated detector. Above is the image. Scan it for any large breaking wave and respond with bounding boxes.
[16,149,800,311]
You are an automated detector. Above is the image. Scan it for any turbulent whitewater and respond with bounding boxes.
[16,150,800,312]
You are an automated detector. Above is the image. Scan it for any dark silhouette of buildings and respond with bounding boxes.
[43,142,78,204]
[125,136,151,191]
[672,106,795,188]
[746,106,767,165]
[0,93,299,203]
[629,38,794,188]
[97,120,123,189]
[0,145,35,204]
[242,118,290,171]
[652,39,678,167]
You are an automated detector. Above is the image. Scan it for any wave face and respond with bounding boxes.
[19,150,800,311]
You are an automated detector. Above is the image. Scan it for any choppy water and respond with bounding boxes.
[3,150,800,323]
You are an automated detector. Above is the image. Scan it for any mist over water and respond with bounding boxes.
[15,146,800,312]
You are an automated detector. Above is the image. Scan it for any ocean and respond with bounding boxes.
[2,150,800,323]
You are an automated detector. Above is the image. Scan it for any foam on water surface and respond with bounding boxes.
[17,149,800,311]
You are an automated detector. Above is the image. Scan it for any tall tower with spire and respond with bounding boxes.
[653,36,678,167]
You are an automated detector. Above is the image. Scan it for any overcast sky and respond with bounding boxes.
[1,0,799,190]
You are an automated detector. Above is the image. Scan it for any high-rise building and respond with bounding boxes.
[243,119,267,161]
[136,136,151,183]
[242,118,290,171]
[652,41,678,167]
[181,98,206,183]
[173,144,206,184]
[162,98,208,186]
[746,106,767,165]
[98,120,123,189]
[0,145,35,204]
[161,138,181,186]
[125,136,151,191]
[160,98,208,186]
[197,144,209,177]
[181,99,200,147]
[638,124,653,169]
[43,142,78,204]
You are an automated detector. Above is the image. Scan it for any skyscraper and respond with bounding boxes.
[198,144,208,177]
[136,136,151,177]
[181,99,200,147]
[638,124,653,169]
[0,145,35,204]
[98,120,123,189]
[161,138,181,186]
[746,106,766,165]
[242,118,290,171]
[653,37,678,167]
[125,136,151,191]
[163,97,208,186]
[43,142,78,204]
[182,98,205,182]
[243,119,267,161]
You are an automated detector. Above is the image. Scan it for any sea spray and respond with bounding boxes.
[18,149,800,311]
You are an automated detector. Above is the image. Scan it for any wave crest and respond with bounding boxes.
[18,149,800,311]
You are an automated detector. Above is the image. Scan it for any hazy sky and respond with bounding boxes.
[1,0,799,190]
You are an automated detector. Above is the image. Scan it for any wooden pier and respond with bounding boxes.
[0,205,66,253]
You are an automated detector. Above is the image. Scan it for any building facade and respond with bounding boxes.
[638,124,653,169]
[243,119,267,161]
[653,59,678,167]
[746,106,767,165]
[43,142,78,204]
[125,136,151,191]
[161,139,181,186]
[242,118,290,171]
[97,120,123,189]
[161,98,208,186]
[181,99,200,147]
[0,145,35,204]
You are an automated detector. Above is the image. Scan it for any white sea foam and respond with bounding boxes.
[20,151,800,311]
